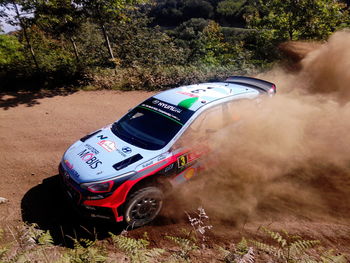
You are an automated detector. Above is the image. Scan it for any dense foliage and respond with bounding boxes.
[0,0,349,90]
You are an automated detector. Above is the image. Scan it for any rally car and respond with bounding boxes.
[59,76,276,227]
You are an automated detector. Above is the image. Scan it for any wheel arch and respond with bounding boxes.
[116,173,172,217]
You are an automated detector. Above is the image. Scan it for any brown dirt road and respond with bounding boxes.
[0,90,153,242]
[1,31,350,256]
[1,89,350,254]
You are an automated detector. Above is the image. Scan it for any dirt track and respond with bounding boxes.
[0,90,153,241]
[1,88,350,253]
[1,31,350,256]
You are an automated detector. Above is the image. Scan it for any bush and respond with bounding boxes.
[85,63,255,91]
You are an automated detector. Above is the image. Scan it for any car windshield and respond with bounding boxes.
[111,98,195,150]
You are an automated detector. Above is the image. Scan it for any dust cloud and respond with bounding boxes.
[175,30,350,225]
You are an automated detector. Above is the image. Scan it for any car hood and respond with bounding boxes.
[62,127,165,183]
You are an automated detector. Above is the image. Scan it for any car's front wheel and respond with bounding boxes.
[124,186,163,228]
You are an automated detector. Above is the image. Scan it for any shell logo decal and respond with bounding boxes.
[184,168,196,180]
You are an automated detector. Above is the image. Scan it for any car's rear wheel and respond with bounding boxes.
[124,186,163,228]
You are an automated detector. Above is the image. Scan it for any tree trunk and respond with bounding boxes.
[70,37,79,62]
[289,30,293,41]
[64,17,80,63]
[101,24,114,60]
[12,1,39,71]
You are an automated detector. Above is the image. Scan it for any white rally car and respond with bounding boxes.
[59,76,276,227]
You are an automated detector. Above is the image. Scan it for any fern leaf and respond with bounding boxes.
[249,240,277,255]
[290,239,320,257]
[321,250,348,263]
[301,259,319,263]
[111,233,164,263]
[166,235,198,250]
[145,248,165,258]
[216,245,231,258]
[262,227,287,248]
[236,237,249,254]
[37,230,54,246]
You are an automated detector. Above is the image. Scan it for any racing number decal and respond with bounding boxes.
[177,154,188,168]
[191,89,206,94]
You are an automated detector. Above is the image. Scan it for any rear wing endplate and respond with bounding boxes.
[225,76,276,95]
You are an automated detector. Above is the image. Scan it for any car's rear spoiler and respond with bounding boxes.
[225,76,276,95]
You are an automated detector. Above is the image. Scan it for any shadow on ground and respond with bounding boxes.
[21,175,182,247]
[21,175,125,247]
[0,89,77,110]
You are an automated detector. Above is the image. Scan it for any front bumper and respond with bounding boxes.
[58,163,121,222]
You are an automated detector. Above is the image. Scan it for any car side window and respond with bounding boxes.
[191,105,225,133]
[223,100,242,124]
[174,105,225,148]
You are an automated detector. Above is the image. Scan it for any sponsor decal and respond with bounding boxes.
[122,146,132,154]
[177,151,200,168]
[178,97,199,109]
[117,149,126,157]
[164,163,174,173]
[171,166,197,186]
[177,91,198,98]
[81,152,94,161]
[98,140,116,152]
[64,160,80,177]
[64,159,73,170]
[142,160,154,168]
[77,149,102,169]
[85,144,99,155]
[184,168,196,180]
[152,100,182,113]
[141,98,195,125]
[157,153,169,161]
[97,134,108,140]
[141,103,182,122]
[177,154,188,168]
[191,88,207,94]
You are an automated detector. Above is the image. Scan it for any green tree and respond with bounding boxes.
[0,33,24,68]
[217,0,247,17]
[111,12,184,67]
[28,26,76,75]
[173,18,210,62]
[200,20,247,65]
[74,21,109,67]
[77,0,148,61]
[0,0,40,70]
[201,20,228,64]
[246,0,349,41]
[23,0,83,62]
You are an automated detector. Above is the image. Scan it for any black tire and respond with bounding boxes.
[124,186,163,228]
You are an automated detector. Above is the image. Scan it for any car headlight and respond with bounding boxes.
[80,171,136,193]
[81,180,114,193]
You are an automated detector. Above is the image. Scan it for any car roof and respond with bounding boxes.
[153,82,259,111]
